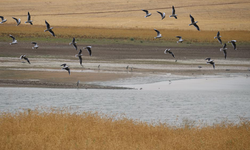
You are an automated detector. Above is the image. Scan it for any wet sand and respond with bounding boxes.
[0,41,250,89]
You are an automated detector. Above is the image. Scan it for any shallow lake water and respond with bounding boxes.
[1,75,250,126]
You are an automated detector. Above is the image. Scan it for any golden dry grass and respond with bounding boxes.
[1,24,250,43]
[0,108,250,150]
[1,0,250,31]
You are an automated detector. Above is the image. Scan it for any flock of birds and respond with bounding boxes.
[142,6,238,69]
[1,6,238,75]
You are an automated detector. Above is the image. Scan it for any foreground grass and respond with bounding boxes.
[0,108,249,150]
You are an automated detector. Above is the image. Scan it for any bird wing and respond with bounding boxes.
[12,17,18,23]
[217,31,220,37]
[0,16,3,20]
[9,35,15,40]
[31,42,37,45]
[170,52,175,58]
[212,62,215,69]
[24,57,30,64]
[176,36,182,39]
[87,47,92,56]
[72,37,75,43]
[172,6,175,14]
[205,58,211,61]
[223,50,227,59]
[232,42,236,50]
[223,43,227,48]
[78,49,82,55]
[45,20,50,29]
[157,11,163,17]
[73,43,77,50]
[27,12,31,20]
[142,9,149,14]
[194,24,200,31]
[190,14,194,23]
[154,29,160,35]
[61,63,66,67]
[49,30,55,37]
[79,56,82,66]
[217,38,222,44]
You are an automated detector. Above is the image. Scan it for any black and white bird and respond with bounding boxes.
[75,49,83,66]
[189,14,200,31]
[25,12,33,25]
[142,9,151,18]
[9,35,17,45]
[0,16,7,24]
[12,17,21,26]
[31,42,38,49]
[69,37,77,50]
[61,64,70,75]
[164,49,175,58]
[20,55,30,64]
[84,46,92,56]
[44,20,55,37]
[228,40,237,50]
[157,11,165,20]
[169,6,177,19]
[154,29,162,39]
[220,43,227,59]
[214,31,222,44]
[205,58,215,69]
[176,36,183,43]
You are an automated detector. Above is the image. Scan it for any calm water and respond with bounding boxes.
[1,76,250,126]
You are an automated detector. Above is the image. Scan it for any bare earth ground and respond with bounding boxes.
[0,41,250,89]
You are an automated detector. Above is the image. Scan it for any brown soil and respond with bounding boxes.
[0,41,250,88]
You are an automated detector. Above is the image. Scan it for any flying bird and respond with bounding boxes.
[75,49,83,66]
[220,43,227,59]
[12,17,21,26]
[84,46,92,56]
[61,64,70,75]
[20,55,30,64]
[189,14,200,31]
[0,16,7,24]
[164,49,175,58]
[31,42,38,49]
[69,37,77,50]
[228,40,237,50]
[25,12,33,25]
[157,11,165,20]
[154,29,162,39]
[142,9,151,18]
[205,58,215,69]
[176,36,183,43]
[169,6,177,19]
[9,35,17,45]
[44,20,55,37]
[214,31,222,44]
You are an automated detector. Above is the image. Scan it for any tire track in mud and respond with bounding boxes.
[7,1,250,17]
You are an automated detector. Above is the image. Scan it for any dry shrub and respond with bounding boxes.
[0,108,249,150]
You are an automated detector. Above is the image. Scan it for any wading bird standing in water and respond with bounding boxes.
[189,14,200,31]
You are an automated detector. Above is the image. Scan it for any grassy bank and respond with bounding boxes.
[0,108,249,150]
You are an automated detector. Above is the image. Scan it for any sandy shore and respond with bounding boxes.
[0,41,250,89]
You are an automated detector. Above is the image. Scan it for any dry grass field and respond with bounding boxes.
[0,108,250,150]
[1,0,250,42]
